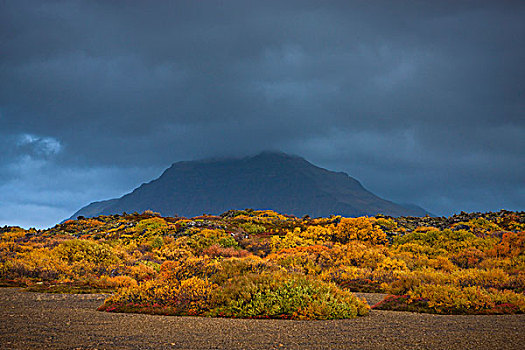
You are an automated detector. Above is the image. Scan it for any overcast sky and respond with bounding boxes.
[1,0,524,228]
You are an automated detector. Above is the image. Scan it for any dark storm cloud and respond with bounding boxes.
[1,0,524,227]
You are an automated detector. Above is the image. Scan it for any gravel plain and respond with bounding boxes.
[1,288,524,350]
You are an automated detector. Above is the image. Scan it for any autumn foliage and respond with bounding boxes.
[1,209,524,317]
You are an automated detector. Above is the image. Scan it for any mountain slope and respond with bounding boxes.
[70,152,430,219]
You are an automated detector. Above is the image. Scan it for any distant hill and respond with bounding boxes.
[69,152,431,219]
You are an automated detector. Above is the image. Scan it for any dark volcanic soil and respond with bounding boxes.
[1,288,524,349]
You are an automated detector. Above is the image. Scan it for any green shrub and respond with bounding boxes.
[53,239,117,266]
[209,272,369,319]
[185,229,239,252]
[239,222,266,234]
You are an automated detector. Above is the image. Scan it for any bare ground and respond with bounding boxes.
[1,288,524,350]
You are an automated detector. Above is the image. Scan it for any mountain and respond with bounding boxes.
[69,152,431,219]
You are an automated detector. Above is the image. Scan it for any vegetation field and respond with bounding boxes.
[1,209,524,319]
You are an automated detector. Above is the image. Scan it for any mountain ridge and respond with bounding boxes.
[70,152,431,219]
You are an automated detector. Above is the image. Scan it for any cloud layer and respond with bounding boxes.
[1,1,524,227]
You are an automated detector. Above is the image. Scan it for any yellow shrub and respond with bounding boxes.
[333,217,386,244]
[299,225,333,242]
[378,257,408,273]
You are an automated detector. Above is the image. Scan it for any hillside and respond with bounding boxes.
[70,152,430,219]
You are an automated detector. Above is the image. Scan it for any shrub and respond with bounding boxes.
[375,283,525,315]
[99,276,218,315]
[333,217,387,244]
[377,257,408,276]
[407,284,525,314]
[451,247,486,268]
[185,229,238,253]
[239,222,266,234]
[208,272,370,319]
[201,244,250,258]
[491,231,525,258]
[53,239,117,267]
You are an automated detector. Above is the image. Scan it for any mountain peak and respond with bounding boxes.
[251,150,301,159]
